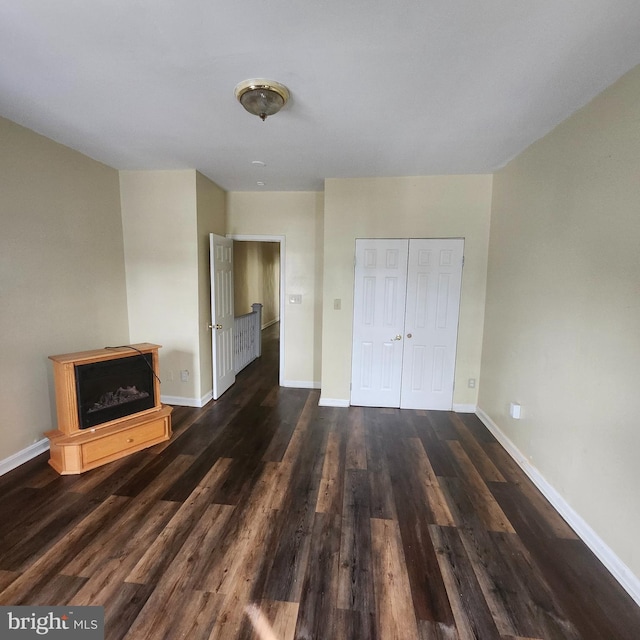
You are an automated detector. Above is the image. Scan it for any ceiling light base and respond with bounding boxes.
[235,79,290,120]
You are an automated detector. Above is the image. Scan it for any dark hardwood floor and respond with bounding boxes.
[1,323,639,639]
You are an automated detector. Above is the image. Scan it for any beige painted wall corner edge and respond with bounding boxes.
[476,407,640,607]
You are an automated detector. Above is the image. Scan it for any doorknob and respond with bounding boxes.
[406,333,412,338]
[392,334,402,341]
[215,324,223,330]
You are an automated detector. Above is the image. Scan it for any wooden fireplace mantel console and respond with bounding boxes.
[46,343,172,475]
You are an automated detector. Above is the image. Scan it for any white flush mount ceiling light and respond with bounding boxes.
[235,79,290,121]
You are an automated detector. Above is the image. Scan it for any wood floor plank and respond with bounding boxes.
[19,573,88,607]
[483,443,578,540]
[370,518,420,640]
[492,480,640,640]
[250,600,299,640]
[331,609,363,640]
[412,414,458,478]
[426,411,459,440]
[197,462,286,595]
[456,526,581,640]
[260,388,310,462]
[407,437,456,526]
[211,456,266,506]
[0,488,91,571]
[447,442,515,533]
[337,469,376,630]
[124,504,233,639]
[0,570,19,593]
[315,428,345,515]
[418,619,460,640]
[345,407,367,470]
[258,406,328,604]
[294,512,341,639]
[67,450,155,495]
[64,498,179,579]
[152,407,215,455]
[454,412,499,444]
[172,503,236,593]
[364,424,398,521]
[79,451,163,502]
[476,529,580,640]
[104,582,154,640]
[0,494,130,604]
[429,524,501,640]
[449,413,506,482]
[127,460,233,586]
[0,487,40,542]
[384,435,456,625]
[281,392,320,465]
[59,454,194,580]
[158,591,224,640]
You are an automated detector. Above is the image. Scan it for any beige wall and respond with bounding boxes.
[321,175,493,405]
[226,192,324,387]
[233,241,280,326]
[480,65,640,578]
[0,117,129,461]
[120,170,225,405]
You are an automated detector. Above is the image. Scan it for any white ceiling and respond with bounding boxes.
[1,1,640,192]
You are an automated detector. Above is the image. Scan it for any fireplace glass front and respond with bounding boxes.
[75,353,156,429]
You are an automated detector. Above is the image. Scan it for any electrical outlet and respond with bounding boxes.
[468,378,476,388]
[180,369,189,382]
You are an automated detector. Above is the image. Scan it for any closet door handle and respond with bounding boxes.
[391,334,402,341]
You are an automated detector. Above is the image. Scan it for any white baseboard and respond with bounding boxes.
[453,403,477,413]
[0,438,50,476]
[282,380,321,390]
[476,407,640,607]
[262,318,280,329]
[318,397,350,407]
[161,392,212,408]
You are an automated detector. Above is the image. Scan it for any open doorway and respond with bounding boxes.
[228,234,285,386]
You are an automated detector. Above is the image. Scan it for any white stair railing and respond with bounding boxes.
[233,303,263,374]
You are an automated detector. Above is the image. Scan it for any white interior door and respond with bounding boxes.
[400,238,464,410]
[350,239,409,407]
[350,238,464,410]
[210,233,235,399]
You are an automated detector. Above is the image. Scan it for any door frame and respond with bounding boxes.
[350,236,464,410]
[210,233,235,399]
[227,234,285,386]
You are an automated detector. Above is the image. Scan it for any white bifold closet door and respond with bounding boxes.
[350,238,464,410]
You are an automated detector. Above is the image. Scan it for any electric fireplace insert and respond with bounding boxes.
[75,352,156,429]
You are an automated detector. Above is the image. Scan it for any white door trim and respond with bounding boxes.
[227,234,285,387]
